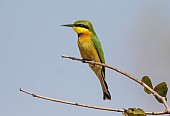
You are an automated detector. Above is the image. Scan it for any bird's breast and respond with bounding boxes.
[77,36,100,62]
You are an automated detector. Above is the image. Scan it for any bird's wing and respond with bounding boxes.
[92,35,105,77]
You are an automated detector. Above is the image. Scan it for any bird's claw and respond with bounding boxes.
[82,59,86,63]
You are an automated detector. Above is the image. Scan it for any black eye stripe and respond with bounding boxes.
[75,24,89,29]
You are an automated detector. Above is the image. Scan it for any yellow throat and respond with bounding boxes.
[72,27,93,36]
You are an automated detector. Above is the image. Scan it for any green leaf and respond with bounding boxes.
[154,82,168,103]
[123,108,146,116]
[141,76,153,94]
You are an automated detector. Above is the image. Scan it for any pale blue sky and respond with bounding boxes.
[1,0,170,116]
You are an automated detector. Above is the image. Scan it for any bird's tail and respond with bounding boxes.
[99,78,111,100]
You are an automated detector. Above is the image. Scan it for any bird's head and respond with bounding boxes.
[61,20,96,36]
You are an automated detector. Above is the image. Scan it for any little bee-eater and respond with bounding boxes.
[62,20,111,100]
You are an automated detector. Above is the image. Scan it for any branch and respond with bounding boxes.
[61,55,170,114]
[20,88,167,115]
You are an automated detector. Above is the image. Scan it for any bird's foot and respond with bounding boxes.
[82,58,88,63]
[91,61,96,66]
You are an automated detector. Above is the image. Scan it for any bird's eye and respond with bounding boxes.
[83,25,89,29]
[75,24,89,29]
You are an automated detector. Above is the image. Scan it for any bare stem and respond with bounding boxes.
[20,88,168,115]
[61,55,170,113]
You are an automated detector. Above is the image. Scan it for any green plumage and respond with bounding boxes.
[92,35,105,77]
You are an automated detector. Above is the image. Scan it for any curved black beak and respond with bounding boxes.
[61,24,74,27]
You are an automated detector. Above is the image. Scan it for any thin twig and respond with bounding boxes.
[61,55,170,113]
[20,88,167,115]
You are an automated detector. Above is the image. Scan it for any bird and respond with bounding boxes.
[61,20,111,100]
